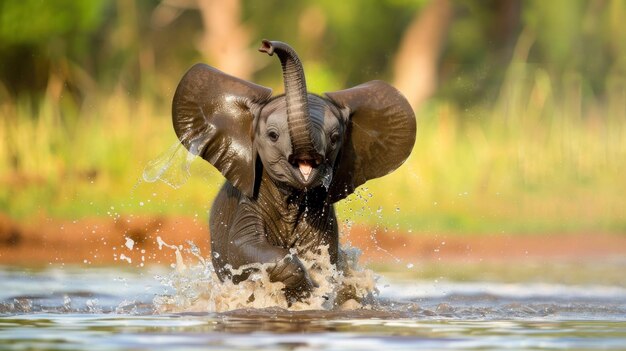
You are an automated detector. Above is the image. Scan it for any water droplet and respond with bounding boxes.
[125,237,135,250]
[321,171,332,190]
[86,299,100,313]
[63,295,72,309]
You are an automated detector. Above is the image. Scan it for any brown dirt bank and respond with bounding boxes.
[1,213,625,266]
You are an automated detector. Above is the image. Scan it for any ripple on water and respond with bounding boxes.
[2,248,626,350]
[1,312,626,351]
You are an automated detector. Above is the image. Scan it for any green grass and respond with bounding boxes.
[371,260,626,287]
[337,58,626,235]
[1,62,625,235]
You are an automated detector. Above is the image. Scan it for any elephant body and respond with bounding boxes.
[210,170,338,295]
[172,40,416,300]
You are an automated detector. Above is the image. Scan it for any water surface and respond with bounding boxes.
[2,263,626,350]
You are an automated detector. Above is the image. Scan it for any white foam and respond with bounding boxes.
[153,240,379,313]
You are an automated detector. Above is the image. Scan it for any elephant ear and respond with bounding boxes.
[172,63,272,197]
[325,80,416,203]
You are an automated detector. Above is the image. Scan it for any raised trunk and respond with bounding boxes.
[259,40,320,165]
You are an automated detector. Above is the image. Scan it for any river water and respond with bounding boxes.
[1,258,626,350]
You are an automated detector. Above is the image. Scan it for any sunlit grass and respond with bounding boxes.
[1,63,625,235]
[352,62,626,234]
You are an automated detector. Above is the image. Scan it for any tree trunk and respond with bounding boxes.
[392,0,453,110]
[196,0,253,79]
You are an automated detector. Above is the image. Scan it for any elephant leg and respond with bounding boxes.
[209,182,241,281]
[226,203,316,299]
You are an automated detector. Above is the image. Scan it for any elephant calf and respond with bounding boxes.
[172,40,416,301]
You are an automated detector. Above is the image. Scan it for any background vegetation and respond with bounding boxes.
[1,0,625,235]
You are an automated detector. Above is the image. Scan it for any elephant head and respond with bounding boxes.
[172,40,416,201]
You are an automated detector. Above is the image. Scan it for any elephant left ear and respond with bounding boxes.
[172,64,273,198]
[324,80,416,203]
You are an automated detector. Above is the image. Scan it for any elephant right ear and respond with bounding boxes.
[172,64,272,197]
[325,80,416,203]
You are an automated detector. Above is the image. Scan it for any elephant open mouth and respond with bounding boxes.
[298,160,313,181]
[289,159,320,187]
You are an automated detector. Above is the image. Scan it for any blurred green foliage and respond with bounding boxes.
[2,0,624,102]
[246,0,424,86]
[1,0,625,235]
[0,0,105,46]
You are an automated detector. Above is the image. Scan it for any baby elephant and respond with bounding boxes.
[172,40,416,300]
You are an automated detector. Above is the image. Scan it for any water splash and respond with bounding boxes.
[124,237,135,250]
[321,170,332,191]
[153,239,379,313]
[142,141,196,189]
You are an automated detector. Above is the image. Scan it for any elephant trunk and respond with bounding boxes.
[259,40,321,166]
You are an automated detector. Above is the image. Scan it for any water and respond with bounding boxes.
[142,141,196,189]
[1,263,626,350]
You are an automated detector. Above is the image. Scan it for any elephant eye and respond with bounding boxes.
[267,130,279,142]
[329,132,340,147]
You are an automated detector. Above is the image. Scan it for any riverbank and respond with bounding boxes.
[2,213,625,267]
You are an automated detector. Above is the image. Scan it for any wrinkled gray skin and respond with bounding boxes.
[172,40,416,302]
